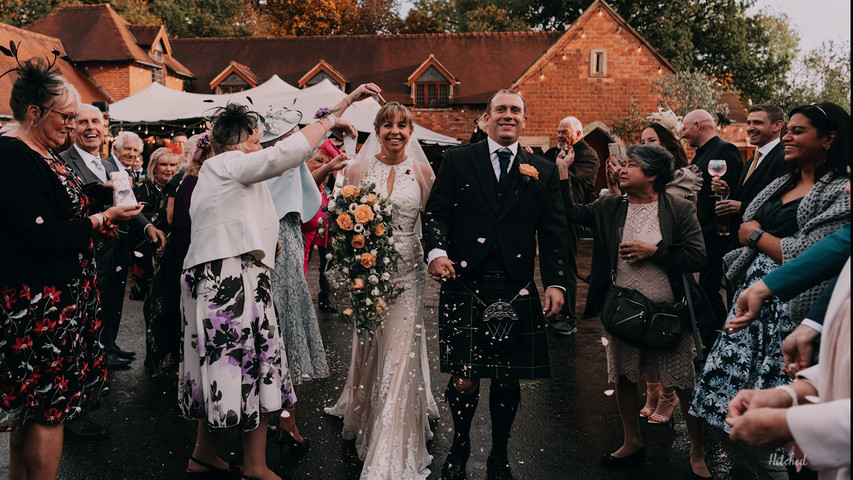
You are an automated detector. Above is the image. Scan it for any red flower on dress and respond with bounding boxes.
[46,408,62,421]
[43,286,62,304]
[58,304,76,322]
[34,318,57,333]
[54,375,69,392]
[11,335,32,353]
[2,285,15,309]
[19,285,31,301]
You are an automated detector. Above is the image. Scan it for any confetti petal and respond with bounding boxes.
[604,389,615,396]
[35,216,44,224]
[601,336,609,346]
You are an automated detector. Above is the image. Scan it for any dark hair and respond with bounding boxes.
[747,104,785,124]
[642,123,688,168]
[373,102,413,130]
[624,144,674,193]
[8,58,78,122]
[485,89,527,115]
[210,103,260,154]
[788,102,850,181]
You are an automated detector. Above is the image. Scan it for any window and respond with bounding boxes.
[151,41,165,64]
[590,49,607,78]
[151,67,163,84]
[216,84,247,94]
[415,82,449,107]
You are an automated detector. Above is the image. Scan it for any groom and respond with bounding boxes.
[424,89,569,480]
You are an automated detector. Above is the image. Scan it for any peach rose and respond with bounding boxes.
[353,204,375,224]
[336,213,354,231]
[518,163,539,179]
[360,253,376,268]
[373,223,385,237]
[351,234,366,249]
[375,301,387,313]
[341,185,359,199]
[351,278,365,291]
[364,194,379,206]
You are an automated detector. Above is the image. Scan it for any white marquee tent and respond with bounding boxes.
[109,76,460,145]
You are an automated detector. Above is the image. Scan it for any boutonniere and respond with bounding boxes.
[518,163,539,182]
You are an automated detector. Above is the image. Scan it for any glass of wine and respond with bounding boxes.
[707,159,731,235]
[707,159,727,178]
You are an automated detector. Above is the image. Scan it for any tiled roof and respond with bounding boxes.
[127,25,162,48]
[0,23,109,118]
[26,4,193,77]
[171,32,563,104]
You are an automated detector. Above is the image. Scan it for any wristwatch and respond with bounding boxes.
[749,229,765,247]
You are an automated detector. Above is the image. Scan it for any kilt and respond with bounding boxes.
[438,275,550,379]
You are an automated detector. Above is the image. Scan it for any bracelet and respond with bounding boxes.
[775,384,799,407]
[327,113,337,128]
[344,97,352,107]
[102,211,111,222]
[93,213,105,228]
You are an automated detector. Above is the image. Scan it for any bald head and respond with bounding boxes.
[682,109,717,148]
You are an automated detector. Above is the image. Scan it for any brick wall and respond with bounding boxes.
[411,107,481,143]
[164,74,184,91]
[87,64,185,101]
[515,10,672,149]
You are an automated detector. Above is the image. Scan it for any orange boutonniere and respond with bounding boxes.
[518,163,539,181]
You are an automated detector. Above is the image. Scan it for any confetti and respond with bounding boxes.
[477,237,486,243]
[35,216,44,224]
[604,389,615,396]
[601,337,609,346]
[133,251,143,258]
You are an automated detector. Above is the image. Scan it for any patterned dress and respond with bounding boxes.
[270,212,329,385]
[325,156,439,480]
[178,254,296,431]
[0,145,108,429]
[605,202,695,389]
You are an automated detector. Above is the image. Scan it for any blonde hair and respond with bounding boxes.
[373,102,413,130]
[147,147,181,184]
[183,133,214,176]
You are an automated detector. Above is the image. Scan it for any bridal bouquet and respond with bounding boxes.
[321,182,404,332]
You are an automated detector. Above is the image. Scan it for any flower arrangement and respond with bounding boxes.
[314,107,340,120]
[518,163,539,181]
[320,182,404,332]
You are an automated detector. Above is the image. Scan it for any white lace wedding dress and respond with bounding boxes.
[325,155,440,480]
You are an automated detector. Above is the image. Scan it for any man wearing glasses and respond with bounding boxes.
[543,116,600,336]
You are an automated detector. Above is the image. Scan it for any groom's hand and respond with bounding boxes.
[542,287,564,317]
[428,257,456,283]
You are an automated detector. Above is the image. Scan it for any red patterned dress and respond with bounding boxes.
[0,137,108,429]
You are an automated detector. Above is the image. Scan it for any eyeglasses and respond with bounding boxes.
[51,111,78,124]
[557,130,571,135]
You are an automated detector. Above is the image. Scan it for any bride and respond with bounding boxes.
[325,102,439,480]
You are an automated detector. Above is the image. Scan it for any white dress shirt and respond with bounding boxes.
[74,144,107,182]
[752,137,781,170]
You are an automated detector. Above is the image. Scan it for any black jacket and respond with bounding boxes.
[543,139,600,204]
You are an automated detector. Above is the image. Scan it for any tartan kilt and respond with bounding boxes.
[438,278,550,379]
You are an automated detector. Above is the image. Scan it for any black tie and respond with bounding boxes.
[496,148,511,196]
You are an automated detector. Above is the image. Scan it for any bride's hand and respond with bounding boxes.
[428,257,456,283]
[330,117,358,141]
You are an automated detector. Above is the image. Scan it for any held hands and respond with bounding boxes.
[781,324,820,378]
[726,388,796,449]
[542,287,564,317]
[738,220,762,247]
[618,240,657,263]
[724,279,772,333]
[711,177,730,197]
[428,257,456,283]
[555,147,574,180]
[715,199,742,216]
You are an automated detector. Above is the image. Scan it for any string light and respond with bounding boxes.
[598,6,602,16]
[539,70,545,80]
[658,65,663,74]
[561,50,566,60]
[581,29,585,39]
[616,26,621,34]
[637,45,643,53]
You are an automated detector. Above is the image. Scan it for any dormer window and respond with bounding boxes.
[298,60,348,91]
[151,41,165,64]
[209,61,260,94]
[407,54,457,108]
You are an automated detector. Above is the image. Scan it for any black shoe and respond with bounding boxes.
[64,415,107,439]
[599,447,645,468]
[106,352,132,368]
[441,452,469,480]
[487,455,515,480]
[318,299,337,313]
[113,345,136,359]
[273,427,310,453]
[186,456,242,480]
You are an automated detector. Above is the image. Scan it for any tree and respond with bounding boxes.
[780,41,851,113]
[340,0,401,34]
[244,0,356,36]
[1,0,75,27]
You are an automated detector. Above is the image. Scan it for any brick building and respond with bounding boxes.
[25,4,194,102]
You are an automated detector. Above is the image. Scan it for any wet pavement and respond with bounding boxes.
[1,240,783,479]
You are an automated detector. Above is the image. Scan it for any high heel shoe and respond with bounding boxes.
[599,447,645,468]
[640,382,661,418]
[185,456,242,480]
[648,390,679,424]
[275,428,311,453]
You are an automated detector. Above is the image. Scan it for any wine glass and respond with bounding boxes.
[707,159,727,178]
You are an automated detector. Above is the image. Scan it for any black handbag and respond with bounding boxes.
[601,285,686,349]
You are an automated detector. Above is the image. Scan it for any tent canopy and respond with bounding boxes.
[108,77,459,145]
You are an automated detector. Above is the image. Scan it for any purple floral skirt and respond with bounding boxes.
[178,254,296,431]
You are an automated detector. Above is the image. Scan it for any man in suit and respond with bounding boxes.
[681,109,743,346]
[542,116,600,336]
[105,131,143,173]
[712,104,787,251]
[424,89,569,480]
[62,105,165,371]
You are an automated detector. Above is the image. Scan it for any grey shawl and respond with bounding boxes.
[724,172,850,323]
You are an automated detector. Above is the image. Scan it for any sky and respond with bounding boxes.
[397,0,852,55]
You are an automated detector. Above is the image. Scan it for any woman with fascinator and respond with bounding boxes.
[0,48,142,477]
[263,84,376,452]
[324,102,439,480]
[178,98,360,480]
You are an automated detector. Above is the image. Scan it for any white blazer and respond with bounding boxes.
[183,132,312,270]
[787,258,851,480]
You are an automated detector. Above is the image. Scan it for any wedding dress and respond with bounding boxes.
[325,154,440,480]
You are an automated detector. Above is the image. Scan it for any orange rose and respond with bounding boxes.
[353,204,375,224]
[341,185,359,199]
[351,278,365,291]
[373,223,385,237]
[375,301,387,313]
[336,213,354,231]
[364,194,379,206]
[351,234,366,249]
[360,253,376,268]
[518,163,539,179]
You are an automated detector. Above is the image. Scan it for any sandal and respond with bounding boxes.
[186,456,242,480]
[639,382,661,418]
[648,390,679,424]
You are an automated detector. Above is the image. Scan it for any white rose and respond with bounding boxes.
[383,257,391,265]
[371,288,380,296]
[317,217,325,225]
[355,254,362,261]
[360,196,368,204]
[365,298,372,305]
[354,224,364,233]
[342,267,349,275]
[373,204,381,213]
[371,250,378,256]
[348,203,357,213]
[368,275,379,284]
[325,253,333,260]
[386,237,394,245]
[375,214,383,221]
[381,272,391,281]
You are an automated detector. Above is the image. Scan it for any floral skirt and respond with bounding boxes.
[178,254,296,431]
[0,277,108,430]
[690,253,794,432]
